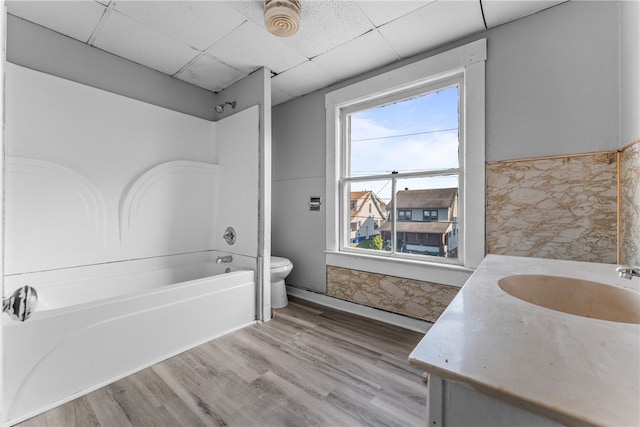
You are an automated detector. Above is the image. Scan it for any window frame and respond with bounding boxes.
[341,75,462,264]
[325,39,486,286]
[423,210,438,222]
[399,210,412,221]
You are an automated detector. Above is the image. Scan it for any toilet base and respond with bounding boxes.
[271,279,288,309]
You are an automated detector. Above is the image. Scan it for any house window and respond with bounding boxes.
[326,39,486,276]
[398,210,412,220]
[423,210,438,221]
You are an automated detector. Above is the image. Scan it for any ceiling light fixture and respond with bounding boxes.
[264,0,301,37]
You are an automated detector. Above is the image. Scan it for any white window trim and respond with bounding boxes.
[325,39,486,287]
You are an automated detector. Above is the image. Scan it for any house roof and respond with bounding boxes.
[395,188,458,209]
[350,191,370,201]
[350,190,387,222]
[379,221,451,234]
[350,191,371,221]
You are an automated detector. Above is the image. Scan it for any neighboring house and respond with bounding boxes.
[350,190,387,242]
[380,188,458,256]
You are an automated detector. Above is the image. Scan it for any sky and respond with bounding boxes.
[349,85,460,203]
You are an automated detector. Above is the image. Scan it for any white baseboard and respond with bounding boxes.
[285,286,432,333]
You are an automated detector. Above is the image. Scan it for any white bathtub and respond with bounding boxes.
[2,252,256,425]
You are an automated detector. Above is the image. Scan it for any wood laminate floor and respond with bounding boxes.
[16,297,427,427]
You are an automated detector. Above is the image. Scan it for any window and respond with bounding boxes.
[326,39,486,280]
[342,79,460,261]
[423,210,438,221]
[398,210,413,220]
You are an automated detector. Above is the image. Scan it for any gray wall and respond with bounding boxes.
[6,15,217,120]
[271,91,327,292]
[272,1,624,293]
[485,0,619,161]
[621,0,640,146]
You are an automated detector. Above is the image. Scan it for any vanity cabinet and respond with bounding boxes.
[409,255,640,427]
[425,374,562,427]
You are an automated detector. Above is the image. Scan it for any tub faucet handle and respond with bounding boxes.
[3,286,38,322]
[223,226,236,245]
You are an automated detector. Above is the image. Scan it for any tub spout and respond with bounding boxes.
[616,265,640,280]
[216,255,233,264]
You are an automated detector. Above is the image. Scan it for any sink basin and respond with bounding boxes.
[498,274,640,324]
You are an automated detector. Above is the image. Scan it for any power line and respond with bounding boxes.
[352,128,458,142]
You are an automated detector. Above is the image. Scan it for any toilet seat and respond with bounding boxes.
[271,256,291,268]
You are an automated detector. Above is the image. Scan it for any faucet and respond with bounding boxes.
[216,255,233,264]
[616,265,640,280]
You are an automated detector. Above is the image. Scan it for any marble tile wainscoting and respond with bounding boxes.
[620,141,640,265]
[326,266,459,323]
[486,152,618,263]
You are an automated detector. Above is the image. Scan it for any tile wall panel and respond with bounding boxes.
[486,152,618,263]
[620,142,640,265]
[326,266,459,322]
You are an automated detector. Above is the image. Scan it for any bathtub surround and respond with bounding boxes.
[216,68,273,321]
[4,15,274,317]
[4,63,259,275]
[326,266,459,323]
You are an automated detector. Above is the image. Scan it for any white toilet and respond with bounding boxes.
[270,256,293,309]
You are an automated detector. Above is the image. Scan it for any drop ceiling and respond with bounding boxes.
[6,0,566,106]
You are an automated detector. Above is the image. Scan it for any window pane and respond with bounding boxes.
[394,176,459,260]
[346,179,390,252]
[349,86,459,177]
[342,83,461,262]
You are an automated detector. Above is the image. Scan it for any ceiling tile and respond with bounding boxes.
[355,0,436,27]
[379,0,485,59]
[8,0,568,103]
[227,0,375,58]
[92,10,200,76]
[271,86,295,106]
[176,54,247,93]
[6,0,106,43]
[271,60,338,98]
[312,30,400,81]
[112,1,247,51]
[284,1,375,57]
[481,1,567,28]
[206,21,307,75]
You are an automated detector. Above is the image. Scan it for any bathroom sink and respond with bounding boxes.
[498,274,640,324]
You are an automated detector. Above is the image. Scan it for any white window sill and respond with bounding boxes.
[325,250,473,288]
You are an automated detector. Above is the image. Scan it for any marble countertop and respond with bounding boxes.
[408,255,640,427]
